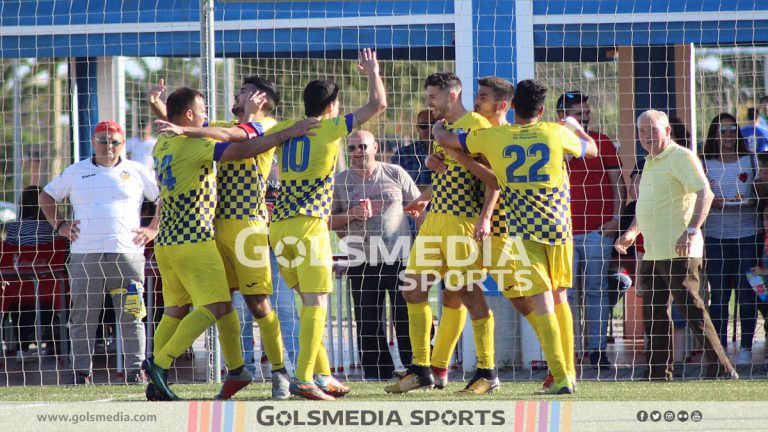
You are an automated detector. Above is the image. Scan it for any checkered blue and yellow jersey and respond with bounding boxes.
[269,114,354,222]
[209,118,277,221]
[460,122,587,245]
[430,112,492,218]
[152,135,224,246]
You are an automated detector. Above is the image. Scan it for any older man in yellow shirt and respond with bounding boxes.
[615,110,736,381]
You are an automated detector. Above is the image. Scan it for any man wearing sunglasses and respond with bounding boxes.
[40,120,161,385]
[392,110,438,189]
[331,130,420,381]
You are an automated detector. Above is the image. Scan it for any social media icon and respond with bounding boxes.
[664,411,675,422]
[637,411,649,422]
[650,411,662,422]
[678,411,689,422]
[691,411,703,422]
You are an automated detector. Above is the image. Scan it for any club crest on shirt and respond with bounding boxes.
[452,128,466,135]
[121,171,130,180]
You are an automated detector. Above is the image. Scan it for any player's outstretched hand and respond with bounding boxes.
[404,199,428,218]
[155,119,183,136]
[285,118,321,138]
[244,90,267,116]
[132,227,158,247]
[357,48,380,76]
[425,153,447,173]
[148,79,166,101]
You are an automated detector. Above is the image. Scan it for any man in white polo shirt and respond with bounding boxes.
[40,120,160,385]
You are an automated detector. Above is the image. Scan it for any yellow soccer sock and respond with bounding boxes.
[555,303,576,378]
[152,315,181,357]
[313,343,332,376]
[256,310,285,371]
[535,312,568,383]
[524,311,541,341]
[216,309,245,370]
[472,311,495,370]
[296,305,326,382]
[407,302,433,367]
[155,307,217,369]
[431,306,467,369]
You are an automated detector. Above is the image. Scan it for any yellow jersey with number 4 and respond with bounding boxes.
[460,122,586,245]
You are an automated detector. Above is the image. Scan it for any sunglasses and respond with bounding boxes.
[347,143,369,152]
[718,125,738,133]
[95,138,123,146]
[417,123,432,130]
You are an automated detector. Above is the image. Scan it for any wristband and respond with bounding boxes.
[55,220,67,233]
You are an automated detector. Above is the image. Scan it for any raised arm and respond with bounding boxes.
[351,49,388,128]
[217,119,320,162]
[148,79,168,121]
[562,116,598,158]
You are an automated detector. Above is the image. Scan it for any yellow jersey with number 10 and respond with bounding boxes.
[269,114,354,222]
[461,122,586,245]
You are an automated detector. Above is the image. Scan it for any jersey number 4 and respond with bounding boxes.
[282,136,310,173]
[154,155,177,191]
[504,143,551,183]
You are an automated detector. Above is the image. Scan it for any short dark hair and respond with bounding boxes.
[19,185,44,220]
[513,79,548,119]
[477,76,514,104]
[424,72,462,93]
[303,80,339,117]
[166,87,205,121]
[243,75,281,112]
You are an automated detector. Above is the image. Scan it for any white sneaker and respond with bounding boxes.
[735,348,752,365]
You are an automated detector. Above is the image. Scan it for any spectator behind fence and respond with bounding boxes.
[40,120,161,385]
[6,186,56,247]
[5,185,58,362]
[615,109,736,380]
[701,113,761,366]
[758,95,768,130]
[557,90,621,369]
[126,121,158,172]
[741,107,768,153]
[391,110,436,189]
[331,130,421,380]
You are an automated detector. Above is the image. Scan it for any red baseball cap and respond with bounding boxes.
[93,120,124,136]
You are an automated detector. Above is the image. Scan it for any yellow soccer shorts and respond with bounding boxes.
[268,215,333,294]
[155,240,232,308]
[501,239,573,299]
[406,212,483,287]
[215,218,272,295]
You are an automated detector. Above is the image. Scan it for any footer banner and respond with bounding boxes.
[2,401,764,431]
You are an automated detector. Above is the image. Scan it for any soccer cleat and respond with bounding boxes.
[314,374,351,398]
[215,367,253,400]
[540,372,554,391]
[67,371,93,386]
[384,367,434,394]
[430,365,448,390]
[540,378,574,395]
[458,376,501,395]
[125,369,147,385]
[142,357,181,401]
[289,379,336,400]
[272,370,291,400]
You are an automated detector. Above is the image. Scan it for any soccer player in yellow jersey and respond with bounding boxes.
[260,48,386,400]
[152,77,292,400]
[434,79,597,394]
[141,87,317,401]
[385,72,499,394]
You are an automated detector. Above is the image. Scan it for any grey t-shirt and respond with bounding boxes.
[333,163,421,264]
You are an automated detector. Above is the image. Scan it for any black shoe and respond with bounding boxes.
[125,369,147,385]
[141,357,182,401]
[67,371,92,385]
[589,351,613,370]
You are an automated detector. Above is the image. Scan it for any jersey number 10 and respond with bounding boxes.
[504,143,551,183]
[282,136,310,173]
